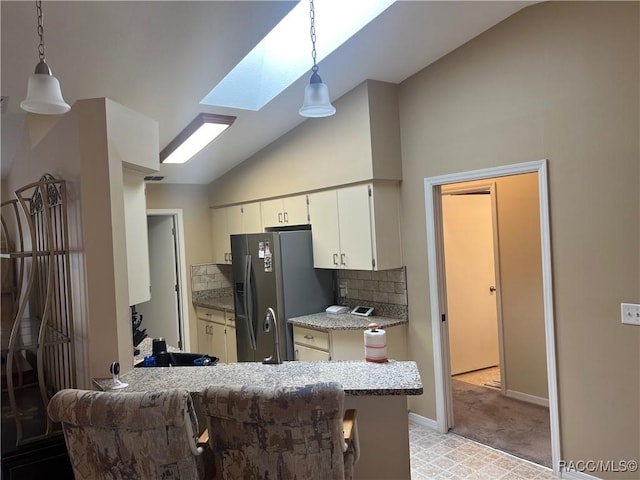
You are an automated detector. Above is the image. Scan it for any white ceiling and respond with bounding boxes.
[1,1,536,184]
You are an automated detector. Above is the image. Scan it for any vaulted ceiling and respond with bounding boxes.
[1,1,535,184]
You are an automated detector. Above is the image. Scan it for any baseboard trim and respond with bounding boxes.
[506,389,549,407]
[407,412,439,430]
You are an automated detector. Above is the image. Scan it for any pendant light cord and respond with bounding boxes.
[36,0,46,62]
[309,0,318,74]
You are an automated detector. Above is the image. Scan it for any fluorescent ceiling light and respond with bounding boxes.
[201,0,395,111]
[160,113,235,164]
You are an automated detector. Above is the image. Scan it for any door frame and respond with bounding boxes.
[146,209,191,352]
[424,159,560,474]
[441,182,506,398]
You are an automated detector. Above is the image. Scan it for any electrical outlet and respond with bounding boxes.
[339,280,348,297]
[620,303,640,326]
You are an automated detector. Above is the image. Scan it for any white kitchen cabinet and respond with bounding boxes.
[308,182,402,270]
[123,168,151,306]
[242,202,262,233]
[197,317,226,360]
[196,306,237,363]
[211,202,262,264]
[261,195,309,229]
[296,344,331,362]
[293,324,407,362]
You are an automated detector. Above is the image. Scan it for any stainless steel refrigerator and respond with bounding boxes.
[231,230,334,362]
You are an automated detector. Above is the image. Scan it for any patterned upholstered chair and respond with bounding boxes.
[47,388,211,480]
[199,382,359,480]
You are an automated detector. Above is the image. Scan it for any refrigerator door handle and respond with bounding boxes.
[244,254,257,351]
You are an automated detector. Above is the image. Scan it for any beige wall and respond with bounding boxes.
[208,80,401,207]
[145,183,213,350]
[399,1,639,474]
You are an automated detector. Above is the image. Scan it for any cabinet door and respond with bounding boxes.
[369,183,403,270]
[226,316,237,363]
[330,330,365,361]
[331,325,407,361]
[197,319,215,356]
[283,195,309,226]
[260,199,284,229]
[337,184,374,270]
[210,322,227,362]
[295,344,330,362]
[211,208,229,264]
[308,190,341,269]
[227,206,244,236]
[123,169,151,305]
[242,202,263,233]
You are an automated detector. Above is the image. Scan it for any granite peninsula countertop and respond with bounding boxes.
[289,312,407,331]
[93,360,422,397]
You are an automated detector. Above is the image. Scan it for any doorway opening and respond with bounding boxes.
[135,209,191,352]
[424,160,560,475]
[441,183,504,389]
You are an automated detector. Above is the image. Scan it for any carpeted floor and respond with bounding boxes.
[451,378,552,468]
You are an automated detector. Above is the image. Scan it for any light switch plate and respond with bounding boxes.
[621,303,640,325]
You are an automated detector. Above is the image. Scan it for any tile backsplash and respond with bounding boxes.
[191,263,408,320]
[337,267,408,319]
[190,263,233,292]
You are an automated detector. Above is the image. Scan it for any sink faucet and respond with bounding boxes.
[262,307,282,365]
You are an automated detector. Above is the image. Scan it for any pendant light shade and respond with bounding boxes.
[21,60,70,115]
[20,1,70,115]
[299,0,335,118]
[299,72,336,118]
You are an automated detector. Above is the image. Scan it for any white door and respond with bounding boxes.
[442,192,499,375]
[136,215,181,348]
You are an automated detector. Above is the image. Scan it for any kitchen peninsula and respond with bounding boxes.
[94,360,422,479]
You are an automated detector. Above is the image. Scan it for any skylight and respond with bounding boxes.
[201,0,396,111]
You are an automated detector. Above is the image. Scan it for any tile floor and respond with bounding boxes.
[409,421,557,479]
[453,366,501,389]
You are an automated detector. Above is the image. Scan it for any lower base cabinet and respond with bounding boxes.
[293,324,407,361]
[196,306,237,363]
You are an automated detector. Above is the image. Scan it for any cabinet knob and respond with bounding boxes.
[333,253,339,266]
[283,211,289,223]
[340,253,346,266]
[304,335,314,340]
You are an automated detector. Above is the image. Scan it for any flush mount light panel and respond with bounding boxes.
[160,113,236,164]
[201,0,396,111]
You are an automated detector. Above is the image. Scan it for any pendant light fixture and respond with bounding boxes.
[299,0,336,118]
[20,0,70,115]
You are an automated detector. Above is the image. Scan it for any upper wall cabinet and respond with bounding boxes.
[308,182,402,270]
[261,195,309,229]
[123,168,151,306]
[212,203,262,264]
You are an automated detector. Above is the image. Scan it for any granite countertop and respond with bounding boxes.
[93,360,423,397]
[192,294,234,312]
[288,312,408,331]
